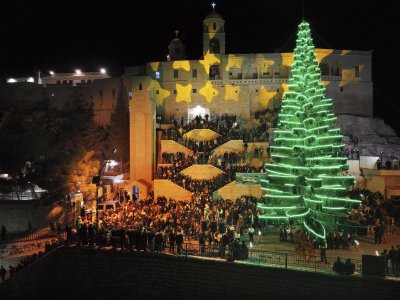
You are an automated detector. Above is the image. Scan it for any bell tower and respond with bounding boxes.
[203,2,226,56]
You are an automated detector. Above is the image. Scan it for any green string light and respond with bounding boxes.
[257,20,360,239]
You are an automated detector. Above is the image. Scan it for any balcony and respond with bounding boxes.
[321,75,342,81]
[228,78,288,85]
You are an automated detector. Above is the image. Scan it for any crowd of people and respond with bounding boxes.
[348,189,399,237]
[157,150,262,193]
[377,157,400,170]
[332,257,356,275]
[162,113,270,147]
[71,194,259,258]
[335,147,360,160]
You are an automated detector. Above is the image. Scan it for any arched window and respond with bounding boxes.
[209,38,220,54]
[209,65,220,80]
[139,83,142,90]
[330,62,342,76]
[319,63,330,76]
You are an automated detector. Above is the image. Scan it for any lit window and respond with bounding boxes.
[155,71,160,79]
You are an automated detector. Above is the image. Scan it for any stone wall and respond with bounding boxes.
[337,115,400,158]
[1,247,398,300]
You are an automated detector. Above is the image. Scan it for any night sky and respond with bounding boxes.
[1,0,399,133]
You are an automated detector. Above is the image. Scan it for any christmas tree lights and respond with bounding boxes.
[258,21,360,240]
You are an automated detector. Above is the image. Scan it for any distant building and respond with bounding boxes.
[41,71,110,87]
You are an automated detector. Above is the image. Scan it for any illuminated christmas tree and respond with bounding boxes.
[258,21,360,240]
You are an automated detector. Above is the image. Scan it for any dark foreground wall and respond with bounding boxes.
[1,247,398,300]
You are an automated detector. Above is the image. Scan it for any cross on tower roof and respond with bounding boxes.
[211,2,216,10]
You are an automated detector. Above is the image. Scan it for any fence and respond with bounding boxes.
[179,243,363,274]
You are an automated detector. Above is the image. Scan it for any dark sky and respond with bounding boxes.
[1,0,399,133]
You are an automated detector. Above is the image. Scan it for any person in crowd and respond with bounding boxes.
[381,249,389,274]
[248,225,254,244]
[332,257,344,274]
[240,241,249,260]
[0,265,6,282]
[344,258,355,275]
[1,225,7,241]
[388,245,397,274]
[168,229,176,254]
[375,222,382,245]
[320,240,328,264]
[176,228,184,255]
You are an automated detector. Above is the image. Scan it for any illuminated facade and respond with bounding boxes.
[128,7,373,195]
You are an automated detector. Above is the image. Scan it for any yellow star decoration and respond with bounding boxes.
[207,32,216,39]
[152,81,170,106]
[314,49,334,63]
[281,83,289,93]
[200,50,220,75]
[255,86,276,108]
[176,83,192,103]
[224,85,240,101]
[173,60,191,71]
[225,55,244,72]
[199,81,219,103]
[149,62,160,72]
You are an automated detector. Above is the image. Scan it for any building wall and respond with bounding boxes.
[129,76,156,186]
[138,48,372,123]
[0,77,121,126]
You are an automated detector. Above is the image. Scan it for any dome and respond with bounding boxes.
[168,37,186,61]
[169,38,185,49]
[205,11,223,20]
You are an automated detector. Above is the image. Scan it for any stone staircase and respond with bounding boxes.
[213,181,262,200]
[180,164,224,180]
[182,128,220,141]
[160,140,193,159]
[153,179,192,201]
[158,128,268,200]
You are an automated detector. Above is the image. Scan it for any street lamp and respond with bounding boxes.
[100,68,106,74]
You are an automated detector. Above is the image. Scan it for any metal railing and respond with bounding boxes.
[179,244,363,274]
